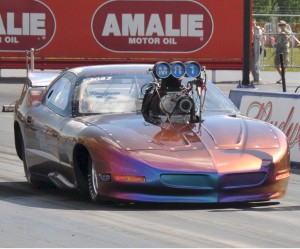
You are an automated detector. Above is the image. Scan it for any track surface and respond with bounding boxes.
[1,84,300,247]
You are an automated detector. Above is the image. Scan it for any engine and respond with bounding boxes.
[160,92,194,115]
[141,61,204,124]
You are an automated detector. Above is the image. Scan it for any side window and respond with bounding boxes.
[44,72,76,116]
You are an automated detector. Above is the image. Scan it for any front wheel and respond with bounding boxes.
[87,156,102,203]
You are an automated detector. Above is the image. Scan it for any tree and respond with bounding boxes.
[253,0,300,22]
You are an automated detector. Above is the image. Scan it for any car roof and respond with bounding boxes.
[69,64,154,78]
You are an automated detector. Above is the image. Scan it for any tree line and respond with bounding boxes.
[253,0,300,32]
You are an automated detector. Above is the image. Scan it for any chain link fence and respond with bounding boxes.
[253,14,300,70]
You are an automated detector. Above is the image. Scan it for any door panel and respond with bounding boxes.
[24,105,63,175]
[24,72,76,177]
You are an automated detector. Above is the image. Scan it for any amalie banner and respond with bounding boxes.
[0,0,245,69]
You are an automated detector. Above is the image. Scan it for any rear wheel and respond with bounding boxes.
[88,156,102,203]
[21,135,43,188]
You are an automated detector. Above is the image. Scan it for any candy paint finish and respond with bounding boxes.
[14,64,290,203]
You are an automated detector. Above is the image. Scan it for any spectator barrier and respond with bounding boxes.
[229,89,300,166]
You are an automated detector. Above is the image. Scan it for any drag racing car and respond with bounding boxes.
[14,62,290,203]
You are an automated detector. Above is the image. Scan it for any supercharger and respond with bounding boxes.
[141,61,205,124]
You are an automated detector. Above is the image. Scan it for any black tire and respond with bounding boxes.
[21,135,43,188]
[87,156,102,203]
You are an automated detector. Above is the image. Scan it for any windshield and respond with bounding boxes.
[77,73,154,114]
[182,78,239,114]
[76,72,238,116]
[202,82,239,113]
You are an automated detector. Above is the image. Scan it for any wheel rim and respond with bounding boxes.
[91,162,99,195]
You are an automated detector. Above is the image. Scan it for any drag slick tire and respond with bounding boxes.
[21,135,44,188]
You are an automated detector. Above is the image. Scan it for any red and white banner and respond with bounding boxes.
[0,0,56,51]
[240,95,300,163]
[92,0,213,53]
[0,0,245,69]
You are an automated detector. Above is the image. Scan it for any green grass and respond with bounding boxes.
[260,47,300,71]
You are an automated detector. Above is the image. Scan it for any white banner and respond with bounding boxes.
[240,95,300,163]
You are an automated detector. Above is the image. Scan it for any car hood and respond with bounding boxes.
[81,113,281,172]
[82,113,279,150]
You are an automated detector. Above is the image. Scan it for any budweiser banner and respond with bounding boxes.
[240,95,300,164]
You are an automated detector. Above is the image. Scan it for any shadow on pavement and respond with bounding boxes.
[0,181,298,212]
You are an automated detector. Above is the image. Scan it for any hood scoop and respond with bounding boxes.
[99,121,202,151]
